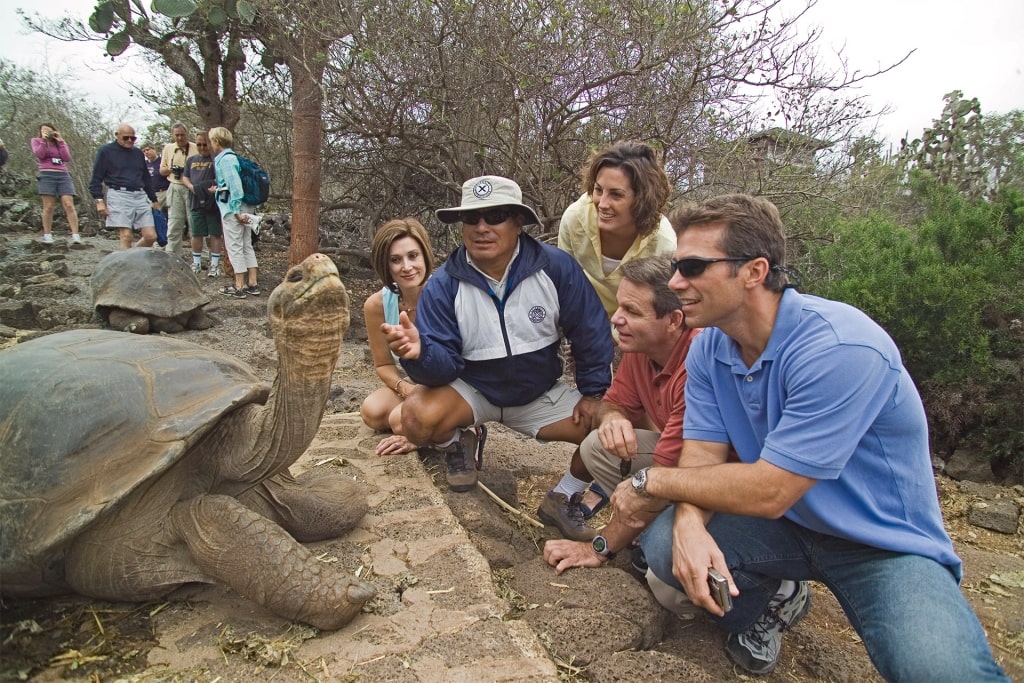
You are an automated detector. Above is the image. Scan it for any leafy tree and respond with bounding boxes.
[806,177,1024,467]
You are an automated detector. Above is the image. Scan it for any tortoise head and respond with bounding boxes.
[268,253,349,380]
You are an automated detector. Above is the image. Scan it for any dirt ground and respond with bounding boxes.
[0,223,1022,682]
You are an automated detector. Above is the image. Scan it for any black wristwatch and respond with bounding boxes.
[591,534,615,561]
[631,466,653,498]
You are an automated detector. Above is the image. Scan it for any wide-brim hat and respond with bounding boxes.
[435,175,541,227]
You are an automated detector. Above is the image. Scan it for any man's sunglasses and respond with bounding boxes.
[670,256,754,278]
[120,135,137,142]
[460,208,516,225]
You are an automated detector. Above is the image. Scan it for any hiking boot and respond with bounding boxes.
[726,580,812,675]
[191,262,202,274]
[41,233,54,244]
[443,427,483,492]
[71,233,82,244]
[208,264,221,277]
[537,491,597,541]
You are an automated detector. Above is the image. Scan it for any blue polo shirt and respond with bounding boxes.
[683,288,961,577]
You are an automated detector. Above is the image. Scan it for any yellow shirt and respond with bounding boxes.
[159,142,199,186]
[557,193,676,318]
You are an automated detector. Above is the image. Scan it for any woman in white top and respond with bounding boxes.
[360,218,436,455]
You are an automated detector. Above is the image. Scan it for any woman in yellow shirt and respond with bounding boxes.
[553,140,674,520]
[557,140,675,319]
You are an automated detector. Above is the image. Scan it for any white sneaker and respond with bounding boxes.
[191,262,202,274]
[71,234,82,244]
[42,233,54,244]
[208,264,221,277]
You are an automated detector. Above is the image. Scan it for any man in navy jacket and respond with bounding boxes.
[385,176,613,493]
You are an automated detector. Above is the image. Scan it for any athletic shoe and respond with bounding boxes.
[726,580,812,675]
[443,426,485,492]
[208,264,221,277]
[191,263,202,274]
[219,285,246,299]
[70,234,82,244]
[244,284,261,296]
[537,491,597,541]
[41,234,54,244]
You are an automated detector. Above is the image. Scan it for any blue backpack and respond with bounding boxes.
[229,151,270,206]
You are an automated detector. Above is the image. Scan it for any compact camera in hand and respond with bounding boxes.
[171,165,185,180]
[707,568,733,612]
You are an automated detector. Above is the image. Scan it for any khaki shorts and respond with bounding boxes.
[450,377,580,438]
[106,189,153,230]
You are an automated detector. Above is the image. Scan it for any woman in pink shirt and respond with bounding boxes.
[31,123,81,244]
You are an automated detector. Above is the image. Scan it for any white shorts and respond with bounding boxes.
[449,377,581,438]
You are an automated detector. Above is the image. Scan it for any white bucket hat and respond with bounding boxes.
[435,175,541,227]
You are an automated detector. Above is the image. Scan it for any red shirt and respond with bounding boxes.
[603,328,701,467]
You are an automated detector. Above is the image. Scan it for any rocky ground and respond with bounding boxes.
[0,205,1022,682]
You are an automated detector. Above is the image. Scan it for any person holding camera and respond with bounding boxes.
[31,123,82,244]
[585,195,1007,680]
[159,123,198,257]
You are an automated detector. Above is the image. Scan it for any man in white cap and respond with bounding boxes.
[384,175,614,496]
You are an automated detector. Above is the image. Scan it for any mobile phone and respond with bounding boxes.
[707,568,733,612]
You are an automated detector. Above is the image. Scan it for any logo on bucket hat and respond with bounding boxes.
[436,175,542,227]
[473,179,493,199]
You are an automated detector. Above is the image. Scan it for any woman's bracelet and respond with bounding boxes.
[393,377,411,396]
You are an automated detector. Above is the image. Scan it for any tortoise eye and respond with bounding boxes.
[287,269,304,282]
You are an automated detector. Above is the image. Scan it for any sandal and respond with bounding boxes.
[580,482,610,519]
[219,285,246,299]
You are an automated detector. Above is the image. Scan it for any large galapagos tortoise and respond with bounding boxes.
[0,253,375,630]
[91,248,214,334]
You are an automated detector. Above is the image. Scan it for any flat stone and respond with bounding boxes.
[968,499,1021,534]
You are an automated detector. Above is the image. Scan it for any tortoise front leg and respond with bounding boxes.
[170,494,375,630]
[236,470,369,543]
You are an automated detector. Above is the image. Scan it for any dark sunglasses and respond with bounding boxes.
[670,256,754,278]
[460,208,516,226]
[196,143,209,147]
[120,135,137,142]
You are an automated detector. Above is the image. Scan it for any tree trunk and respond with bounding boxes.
[287,47,326,266]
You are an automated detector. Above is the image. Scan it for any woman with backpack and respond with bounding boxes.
[208,126,259,298]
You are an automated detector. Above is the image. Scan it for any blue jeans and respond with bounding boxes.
[641,509,1009,682]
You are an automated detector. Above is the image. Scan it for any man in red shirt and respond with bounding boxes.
[538,255,700,541]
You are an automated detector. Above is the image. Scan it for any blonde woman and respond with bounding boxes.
[360,218,435,455]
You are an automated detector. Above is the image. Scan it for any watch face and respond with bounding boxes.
[592,535,609,555]
[632,468,646,490]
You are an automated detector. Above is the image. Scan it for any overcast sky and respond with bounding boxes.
[2,0,1021,149]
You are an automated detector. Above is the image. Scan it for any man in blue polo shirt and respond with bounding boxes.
[611,194,1008,680]
[89,123,160,250]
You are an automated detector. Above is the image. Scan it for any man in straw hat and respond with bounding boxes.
[384,175,613,498]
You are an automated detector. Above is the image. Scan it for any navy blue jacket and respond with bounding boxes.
[402,234,613,407]
[88,141,156,202]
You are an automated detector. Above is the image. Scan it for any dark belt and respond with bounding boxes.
[110,186,143,192]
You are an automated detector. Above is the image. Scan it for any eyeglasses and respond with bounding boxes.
[120,135,137,142]
[460,208,516,226]
[670,256,754,278]
[196,143,209,147]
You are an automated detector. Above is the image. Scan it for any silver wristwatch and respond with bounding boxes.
[631,466,652,498]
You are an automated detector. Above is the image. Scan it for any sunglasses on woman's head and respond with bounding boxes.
[460,208,516,226]
[670,256,754,278]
